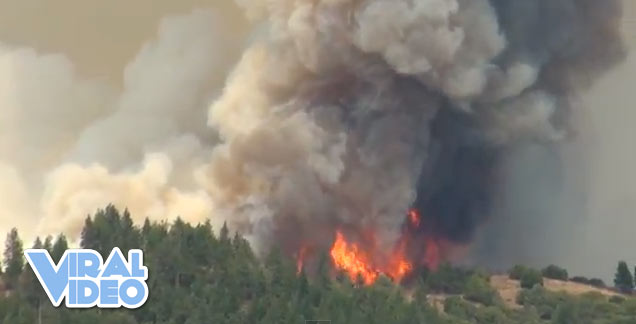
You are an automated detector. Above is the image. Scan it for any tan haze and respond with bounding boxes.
[0,0,249,242]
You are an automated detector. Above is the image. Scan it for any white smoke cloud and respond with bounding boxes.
[39,153,214,236]
[69,9,232,168]
[0,46,113,175]
[0,8,244,242]
[0,163,32,229]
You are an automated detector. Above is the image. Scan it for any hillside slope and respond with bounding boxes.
[490,275,625,308]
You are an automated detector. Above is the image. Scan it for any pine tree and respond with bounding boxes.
[120,208,141,254]
[216,221,232,266]
[104,204,122,226]
[51,234,68,263]
[32,237,43,249]
[22,237,46,324]
[80,215,97,250]
[3,228,24,290]
[91,204,122,256]
[142,218,152,237]
[614,261,634,293]
[220,221,230,244]
[191,221,216,268]
[43,235,53,253]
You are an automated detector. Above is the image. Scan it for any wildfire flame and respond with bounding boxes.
[312,209,445,285]
[329,230,413,285]
[386,238,413,282]
[330,231,379,285]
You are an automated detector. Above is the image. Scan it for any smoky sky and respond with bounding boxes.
[0,0,633,281]
[468,1,636,280]
[206,0,625,261]
[411,0,625,246]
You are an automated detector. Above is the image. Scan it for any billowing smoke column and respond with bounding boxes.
[0,0,626,279]
[210,0,625,267]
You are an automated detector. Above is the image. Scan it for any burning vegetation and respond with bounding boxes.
[212,0,625,287]
[297,209,458,285]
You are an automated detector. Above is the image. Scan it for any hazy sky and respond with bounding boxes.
[0,0,634,280]
[572,1,636,280]
[0,0,247,82]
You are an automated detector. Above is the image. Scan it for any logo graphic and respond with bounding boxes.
[24,248,149,309]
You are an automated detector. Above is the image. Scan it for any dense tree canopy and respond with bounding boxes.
[0,206,633,324]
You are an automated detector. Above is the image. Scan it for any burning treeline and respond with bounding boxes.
[325,209,452,285]
[212,0,625,284]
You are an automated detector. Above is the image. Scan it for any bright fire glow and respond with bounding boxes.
[329,231,413,285]
[330,231,379,285]
[386,239,413,282]
[319,209,447,285]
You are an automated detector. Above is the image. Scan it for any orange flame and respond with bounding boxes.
[330,231,379,285]
[385,238,413,282]
[319,209,450,285]
[329,231,413,285]
[408,208,442,270]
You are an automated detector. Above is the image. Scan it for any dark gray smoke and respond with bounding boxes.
[206,0,625,259]
[413,0,626,244]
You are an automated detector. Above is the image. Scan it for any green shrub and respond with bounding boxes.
[509,265,529,280]
[542,265,568,281]
[552,301,581,324]
[622,298,636,315]
[509,265,544,289]
[426,263,473,294]
[588,278,606,288]
[464,274,500,306]
[520,269,544,289]
[444,296,475,319]
[570,276,589,284]
[517,286,570,320]
[474,306,510,324]
[609,295,625,304]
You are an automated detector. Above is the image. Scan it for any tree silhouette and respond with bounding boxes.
[614,261,634,293]
[3,228,24,289]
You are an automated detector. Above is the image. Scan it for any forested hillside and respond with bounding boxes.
[0,205,634,324]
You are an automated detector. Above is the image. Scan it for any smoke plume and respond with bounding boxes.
[0,0,627,272]
[206,0,625,259]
